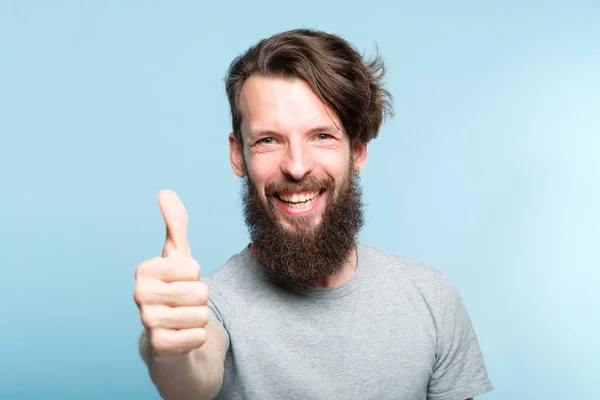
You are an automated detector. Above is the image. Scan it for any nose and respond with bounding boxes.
[281,141,314,181]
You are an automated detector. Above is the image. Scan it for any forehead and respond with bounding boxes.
[239,75,342,139]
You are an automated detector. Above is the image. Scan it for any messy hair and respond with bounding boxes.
[225,29,393,146]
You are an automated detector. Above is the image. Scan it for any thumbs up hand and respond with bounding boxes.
[134,190,210,357]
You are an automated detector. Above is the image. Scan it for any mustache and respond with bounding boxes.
[264,175,334,196]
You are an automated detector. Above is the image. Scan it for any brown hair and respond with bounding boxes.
[225,29,393,146]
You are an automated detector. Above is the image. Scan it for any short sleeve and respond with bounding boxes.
[427,274,493,400]
[205,280,231,351]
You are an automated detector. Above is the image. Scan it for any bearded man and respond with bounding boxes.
[134,29,493,400]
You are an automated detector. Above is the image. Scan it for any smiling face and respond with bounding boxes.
[229,75,367,285]
[230,75,366,230]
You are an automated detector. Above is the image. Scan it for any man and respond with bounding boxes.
[134,29,493,399]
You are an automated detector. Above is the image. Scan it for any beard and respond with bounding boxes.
[241,164,364,286]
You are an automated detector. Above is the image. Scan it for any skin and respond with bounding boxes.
[135,189,209,356]
[134,190,225,399]
[135,76,478,399]
[228,75,368,287]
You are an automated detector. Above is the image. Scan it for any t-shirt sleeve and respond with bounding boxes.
[205,280,231,351]
[427,273,493,400]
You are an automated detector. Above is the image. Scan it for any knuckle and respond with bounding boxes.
[195,328,208,346]
[179,257,201,279]
[186,330,206,350]
[150,332,170,353]
[183,284,202,306]
[194,282,209,304]
[134,280,160,305]
[133,284,147,305]
[190,258,202,278]
[140,312,153,328]
[198,307,210,326]
[135,257,162,280]
[141,308,158,328]
[201,283,209,301]
[152,329,185,354]
[134,264,145,280]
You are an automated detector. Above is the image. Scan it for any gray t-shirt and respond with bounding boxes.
[204,243,493,399]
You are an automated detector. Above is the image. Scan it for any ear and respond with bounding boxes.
[229,132,246,177]
[352,140,368,172]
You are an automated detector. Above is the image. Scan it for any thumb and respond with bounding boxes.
[158,189,191,257]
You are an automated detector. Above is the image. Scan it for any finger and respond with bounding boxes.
[135,279,208,307]
[163,281,208,306]
[142,305,210,330]
[150,327,207,356]
[135,257,201,283]
[158,189,191,257]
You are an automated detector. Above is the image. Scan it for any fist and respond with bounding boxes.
[134,189,210,357]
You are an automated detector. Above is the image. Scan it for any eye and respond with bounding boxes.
[259,137,274,145]
[316,133,331,141]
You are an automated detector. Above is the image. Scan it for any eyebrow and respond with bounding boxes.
[248,125,341,142]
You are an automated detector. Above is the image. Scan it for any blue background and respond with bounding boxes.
[1,1,598,398]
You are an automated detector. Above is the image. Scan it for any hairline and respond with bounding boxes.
[235,74,348,148]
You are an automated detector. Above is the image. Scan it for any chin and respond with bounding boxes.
[286,218,323,234]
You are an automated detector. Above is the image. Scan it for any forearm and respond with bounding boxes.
[139,327,224,400]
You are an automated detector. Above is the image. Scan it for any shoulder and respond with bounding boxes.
[359,243,462,305]
[202,246,273,305]
[360,243,451,286]
[203,250,248,286]
[361,244,476,346]
[202,248,259,298]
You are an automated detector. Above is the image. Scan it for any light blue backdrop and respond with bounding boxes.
[1,1,598,399]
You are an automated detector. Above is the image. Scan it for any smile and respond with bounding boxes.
[277,190,320,207]
[273,190,325,214]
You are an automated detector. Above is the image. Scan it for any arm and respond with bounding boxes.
[139,322,227,400]
[427,272,493,399]
[134,190,228,400]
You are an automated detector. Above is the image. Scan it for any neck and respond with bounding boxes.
[248,243,358,288]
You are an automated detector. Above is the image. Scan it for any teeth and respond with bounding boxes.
[279,191,319,203]
[288,196,318,209]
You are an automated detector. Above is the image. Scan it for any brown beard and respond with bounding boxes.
[241,164,364,286]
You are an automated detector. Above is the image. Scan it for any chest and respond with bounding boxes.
[219,294,437,399]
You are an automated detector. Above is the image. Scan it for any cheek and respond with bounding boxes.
[319,152,350,181]
[246,157,277,193]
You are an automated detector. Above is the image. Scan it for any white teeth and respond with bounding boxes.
[288,196,318,209]
[279,191,319,203]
